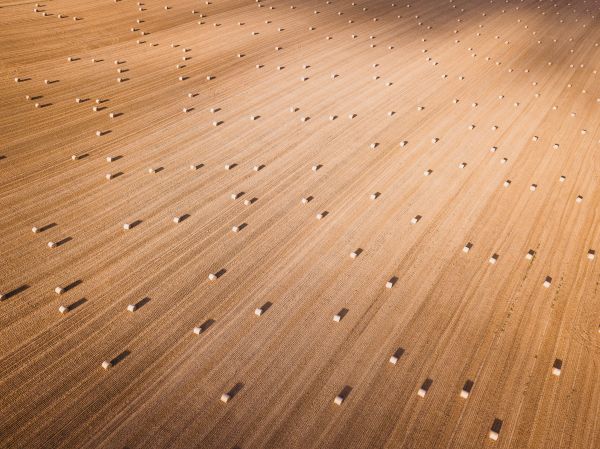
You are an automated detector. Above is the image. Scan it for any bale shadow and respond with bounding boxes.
[227,382,244,399]
[67,297,87,311]
[63,279,82,292]
[199,319,215,332]
[111,350,130,367]
[392,347,405,360]
[336,308,349,320]
[1,284,30,301]
[260,301,272,313]
[55,236,72,247]
[38,222,57,232]
[338,385,352,400]
[127,220,142,229]
[421,378,433,392]
[463,379,474,394]
[491,418,503,433]
[133,296,151,310]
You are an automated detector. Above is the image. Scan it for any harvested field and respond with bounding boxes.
[1,0,600,448]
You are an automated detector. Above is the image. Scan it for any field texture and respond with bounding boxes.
[1,0,599,448]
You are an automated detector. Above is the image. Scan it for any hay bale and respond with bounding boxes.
[460,380,474,398]
[552,359,562,376]
[525,249,535,260]
[489,418,503,441]
[101,361,113,370]
[417,379,432,397]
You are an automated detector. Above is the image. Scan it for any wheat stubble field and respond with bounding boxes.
[1,0,599,448]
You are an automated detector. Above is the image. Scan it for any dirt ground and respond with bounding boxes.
[0,0,599,448]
